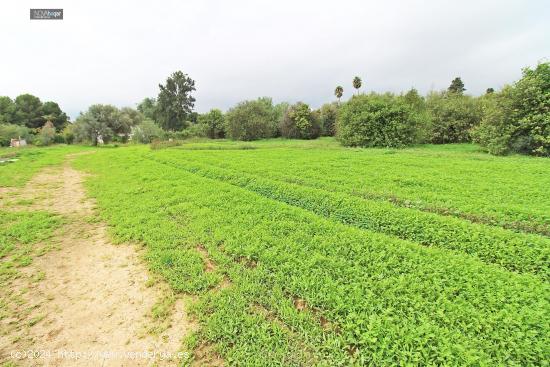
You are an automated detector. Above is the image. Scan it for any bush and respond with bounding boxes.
[472,88,514,155]
[131,119,165,144]
[62,124,75,144]
[197,109,225,139]
[279,102,321,139]
[0,123,31,146]
[425,92,482,143]
[225,98,278,141]
[473,62,550,156]
[336,94,421,148]
[34,121,56,146]
[318,103,338,136]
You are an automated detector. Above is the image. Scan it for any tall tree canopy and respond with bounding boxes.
[156,71,196,131]
[14,94,44,128]
[448,77,466,94]
[42,101,69,130]
[353,76,362,94]
[0,96,16,124]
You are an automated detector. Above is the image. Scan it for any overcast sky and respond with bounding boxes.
[1,0,549,120]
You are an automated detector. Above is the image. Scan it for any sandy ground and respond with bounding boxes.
[0,156,195,366]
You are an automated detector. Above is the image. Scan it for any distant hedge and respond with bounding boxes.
[225,98,278,141]
[336,94,421,148]
[279,102,321,139]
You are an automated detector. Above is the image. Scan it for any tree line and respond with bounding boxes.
[0,94,68,146]
[2,62,547,157]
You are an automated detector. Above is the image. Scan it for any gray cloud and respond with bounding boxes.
[1,0,548,120]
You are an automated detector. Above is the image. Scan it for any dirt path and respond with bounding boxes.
[0,157,195,366]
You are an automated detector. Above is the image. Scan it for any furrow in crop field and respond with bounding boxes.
[144,153,550,281]
[74,148,550,366]
[156,145,550,236]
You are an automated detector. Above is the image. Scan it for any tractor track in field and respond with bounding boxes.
[0,154,196,367]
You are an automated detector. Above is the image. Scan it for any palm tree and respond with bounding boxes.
[334,86,344,104]
[353,76,362,94]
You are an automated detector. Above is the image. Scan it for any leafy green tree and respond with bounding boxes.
[156,71,196,131]
[137,98,157,120]
[334,86,344,103]
[72,104,139,145]
[353,76,362,94]
[41,101,68,131]
[197,109,225,139]
[401,88,430,142]
[0,96,16,124]
[337,93,422,148]
[14,94,43,128]
[280,102,321,139]
[73,112,113,146]
[448,77,466,94]
[318,103,338,136]
[131,119,165,143]
[474,62,550,156]
[486,88,495,94]
[426,92,481,143]
[225,98,278,141]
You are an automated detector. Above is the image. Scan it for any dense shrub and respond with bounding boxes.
[225,98,278,141]
[336,94,421,148]
[472,88,514,155]
[197,109,225,139]
[425,92,482,143]
[0,123,31,146]
[34,121,56,146]
[279,102,321,139]
[131,119,165,144]
[474,62,549,156]
[318,103,338,136]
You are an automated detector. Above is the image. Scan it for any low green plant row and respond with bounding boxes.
[74,149,549,366]
[164,147,550,237]
[147,154,550,281]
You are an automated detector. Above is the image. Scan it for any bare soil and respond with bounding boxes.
[0,157,195,366]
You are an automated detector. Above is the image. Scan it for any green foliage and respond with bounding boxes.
[137,97,158,121]
[34,121,56,146]
[352,76,362,93]
[73,104,143,145]
[41,101,69,131]
[0,124,31,146]
[337,93,421,147]
[426,92,482,143]
[154,153,550,280]
[131,119,165,144]
[13,94,43,129]
[279,102,321,139]
[474,62,550,156]
[0,96,16,124]
[317,103,338,136]
[448,77,466,94]
[72,143,549,366]
[334,86,343,101]
[225,98,278,141]
[156,71,196,131]
[197,109,225,139]
[0,95,68,131]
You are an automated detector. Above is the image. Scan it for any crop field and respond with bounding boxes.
[2,140,549,366]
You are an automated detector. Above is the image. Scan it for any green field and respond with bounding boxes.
[2,140,549,365]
